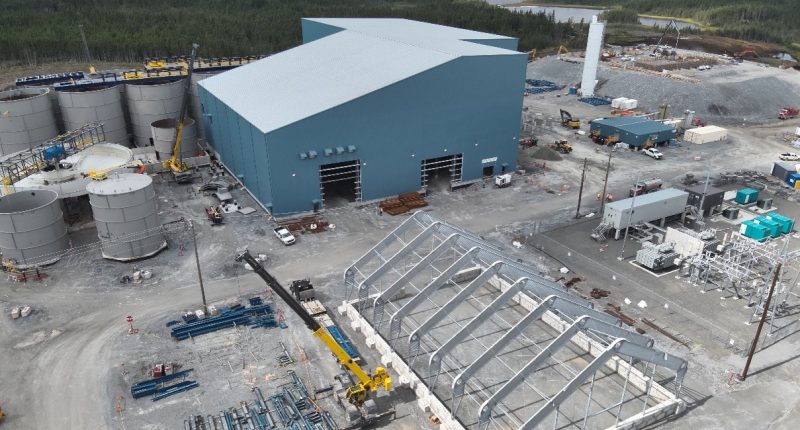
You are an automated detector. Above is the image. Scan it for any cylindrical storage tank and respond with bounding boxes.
[86,173,166,261]
[190,71,217,141]
[0,190,68,268]
[125,79,185,148]
[57,85,128,146]
[0,88,59,156]
[150,117,199,160]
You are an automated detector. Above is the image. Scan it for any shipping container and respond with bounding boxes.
[735,188,759,204]
[739,220,769,241]
[684,184,724,213]
[765,213,795,234]
[603,188,689,231]
[754,217,781,238]
[684,125,728,144]
[771,162,796,181]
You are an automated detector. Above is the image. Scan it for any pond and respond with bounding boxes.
[506,5,698,29]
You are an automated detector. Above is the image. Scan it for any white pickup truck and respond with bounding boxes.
[273,227,296,245]
[643,148,663,160]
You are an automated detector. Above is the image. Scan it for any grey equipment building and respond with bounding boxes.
[198,18,527,216]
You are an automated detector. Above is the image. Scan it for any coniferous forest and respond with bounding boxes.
[0,0,585,65]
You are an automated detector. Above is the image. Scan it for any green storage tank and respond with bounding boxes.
[740,220,769,241]
[765,212,795,234]
[735,188,759,204]
[754,216,781,238]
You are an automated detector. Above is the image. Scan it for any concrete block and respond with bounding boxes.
[380,354,393,367]
[349,320,361,332]
[417,397,431,412]
[337,304,348,315]
[365,336,376,349]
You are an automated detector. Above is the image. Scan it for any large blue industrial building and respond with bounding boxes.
[198,18,526,215]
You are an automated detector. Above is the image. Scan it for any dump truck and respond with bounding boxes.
[779,108,799,120]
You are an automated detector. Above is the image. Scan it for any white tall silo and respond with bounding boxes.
[581,16,605,98]
[125,79,185,148]
[0,190,69,267]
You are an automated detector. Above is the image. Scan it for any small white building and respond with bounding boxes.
[684,125,727,144]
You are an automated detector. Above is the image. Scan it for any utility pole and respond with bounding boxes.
[599,149,613,216]
[189,219,208,313]
[619,175,640,261]
[739,262,782,381]
[576,158,588,218]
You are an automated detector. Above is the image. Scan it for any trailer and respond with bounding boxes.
[601,188,689,239]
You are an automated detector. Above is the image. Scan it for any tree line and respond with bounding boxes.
[523,0,799,49]
[0,0,586,65]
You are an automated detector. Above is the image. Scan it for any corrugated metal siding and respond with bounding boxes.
[217,54,524,215]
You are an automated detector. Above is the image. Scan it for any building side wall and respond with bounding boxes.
[301,19,345,44]
[197,87,273,207]
[264,54,526,215]
[463,38,519,50]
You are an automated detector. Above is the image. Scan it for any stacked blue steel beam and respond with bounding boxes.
[152,380,199,401]
[579,96,611,106]
[130,369,194,398]
[325,325,359,360]
[170,303,275,340]
[525,79,561,94]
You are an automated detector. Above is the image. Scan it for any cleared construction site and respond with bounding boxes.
[2,12,800,430]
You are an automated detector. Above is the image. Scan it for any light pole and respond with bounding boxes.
[189,219,208,313]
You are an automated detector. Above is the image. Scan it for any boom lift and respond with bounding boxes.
[163,43,199,183]
[235,250,391,406]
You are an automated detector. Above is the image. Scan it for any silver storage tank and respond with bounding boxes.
[190,71,217,141]
[57,85,128,146]
[150,117,199,161]
[125,79,185,148]
[86,173,166,261]
[0,190,69,267]
[0,88,59,156]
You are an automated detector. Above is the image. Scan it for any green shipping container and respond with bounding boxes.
[766,212,795,234]
[735,188,759,204]
[754,217,781,238]
[740,220,769,241]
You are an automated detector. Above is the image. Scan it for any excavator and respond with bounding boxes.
[236,250,391,406]
[560,109,580,129]
[163,43,200,184]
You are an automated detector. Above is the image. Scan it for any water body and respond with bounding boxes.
[506,5,698,29]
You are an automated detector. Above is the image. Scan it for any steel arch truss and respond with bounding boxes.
[340,212,689,430]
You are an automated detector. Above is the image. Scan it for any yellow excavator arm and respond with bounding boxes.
[236,250,391,406]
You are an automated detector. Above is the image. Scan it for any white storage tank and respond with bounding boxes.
[125,79,186,148]
[57,85,128,146]
[684,125,727,144]
[86,173,166,261]
[150,118,199,161]
[0,189,69,267]
[603,188,689,234]
[0,88,59,156]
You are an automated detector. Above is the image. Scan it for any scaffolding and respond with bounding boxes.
[682,232,800,333]
[341,212,688,429]
[0,122,105,194]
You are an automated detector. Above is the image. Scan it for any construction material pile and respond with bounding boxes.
[379,192,428,215]
[525,79,561,94]
[169,298,276,341]
[131,368,198,401]
[278,215,329,233]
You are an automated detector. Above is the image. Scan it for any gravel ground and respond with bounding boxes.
[528,56,800,124]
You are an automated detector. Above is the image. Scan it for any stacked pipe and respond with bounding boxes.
[170,303,275,340]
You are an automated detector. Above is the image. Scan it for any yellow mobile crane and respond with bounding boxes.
[236,250,391,406]
[163,43,199,183]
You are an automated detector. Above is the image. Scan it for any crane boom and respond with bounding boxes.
[163,43,199,183]
[235,250,391,406]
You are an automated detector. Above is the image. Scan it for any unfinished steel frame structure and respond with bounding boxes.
[339,212,688,429]
[681,232,800,333]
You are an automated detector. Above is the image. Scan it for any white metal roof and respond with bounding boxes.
[605,188,689,211]
[685,125,727,135]
[199,19,521,134]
